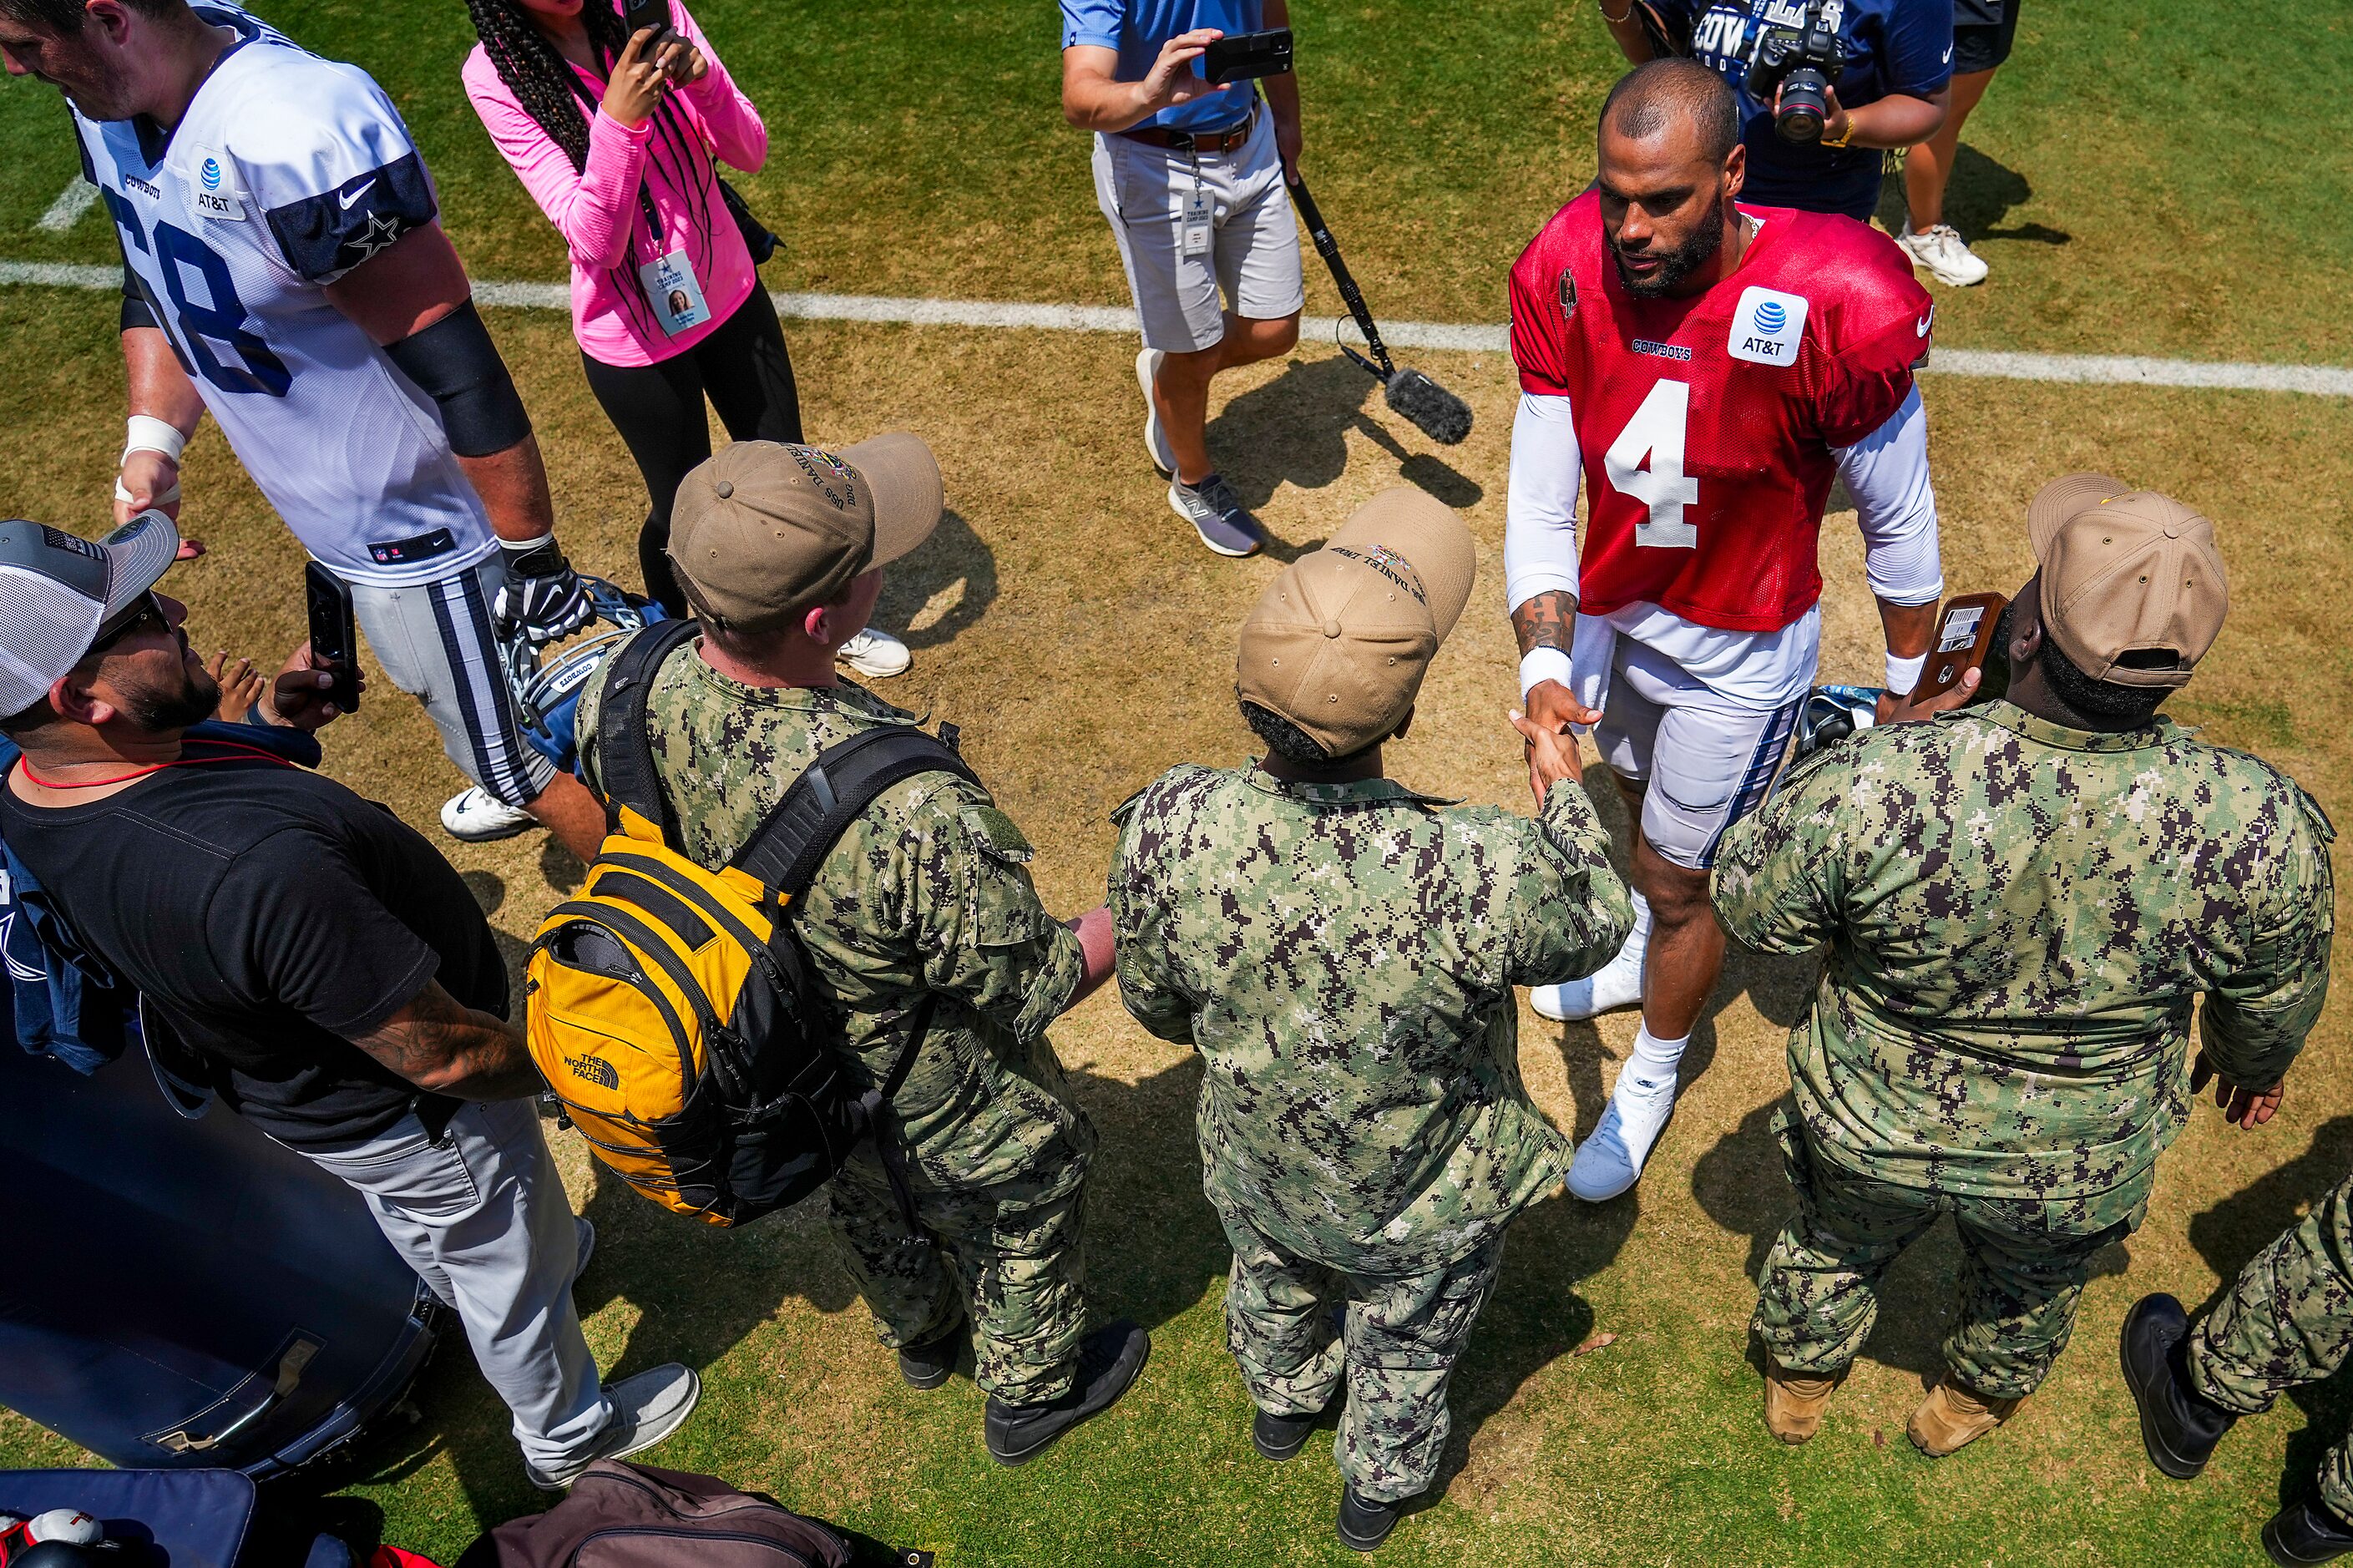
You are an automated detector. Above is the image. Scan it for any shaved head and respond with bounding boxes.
[1600,57,1740,165]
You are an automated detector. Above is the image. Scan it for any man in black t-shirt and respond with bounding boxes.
[0,513,698,1490]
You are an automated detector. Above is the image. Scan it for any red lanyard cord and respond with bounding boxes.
[15,738,300,792]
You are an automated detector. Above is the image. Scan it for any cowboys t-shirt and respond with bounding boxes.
[0,750,505,1148]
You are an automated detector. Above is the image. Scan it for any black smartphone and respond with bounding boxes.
[1202,27,1293,84]
[620,0,674,48]
[303,561,360,716]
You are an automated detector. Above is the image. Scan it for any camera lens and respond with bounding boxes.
[1775,66,1831,142]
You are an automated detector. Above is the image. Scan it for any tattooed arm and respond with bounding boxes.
[349,979,544,1100]
[1502,390,1603,805]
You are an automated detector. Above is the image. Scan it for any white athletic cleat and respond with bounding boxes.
[1897,223,1990,287]
[837,626,912,680]
[1531,950,1645,1022]
[441,786,537,843]
[1566,1072,1679,1202]
[1137,346,1174,478]
[525,1363,701,1490]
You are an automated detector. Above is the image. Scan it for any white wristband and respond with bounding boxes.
[1885,650,1929,695]
[122,415,186,466]
[1518,646,1574,701]
[114,478,182,506]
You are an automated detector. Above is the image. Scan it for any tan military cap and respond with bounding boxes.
[667,434,943,633]
[2027,473,2228,690]
[1236,488,1475,758]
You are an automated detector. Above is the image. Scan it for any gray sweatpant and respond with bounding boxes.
[299,1098,608,1472]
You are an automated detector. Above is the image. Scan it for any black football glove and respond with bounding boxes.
[495,537,593,645]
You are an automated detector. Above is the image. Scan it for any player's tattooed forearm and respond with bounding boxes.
[1511,589,1578,656]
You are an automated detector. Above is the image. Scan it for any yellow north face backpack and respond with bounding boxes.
[524,620,975,1227]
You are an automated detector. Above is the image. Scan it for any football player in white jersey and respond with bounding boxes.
[0,0,606,859]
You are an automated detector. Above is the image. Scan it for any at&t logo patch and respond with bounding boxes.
[200,156,222,190]
[1728,286,1808,367]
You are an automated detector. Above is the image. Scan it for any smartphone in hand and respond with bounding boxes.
[1202,28,1293,83]
[1907,591,2010,706]
[620,0,675,50]
[303,561,360,716]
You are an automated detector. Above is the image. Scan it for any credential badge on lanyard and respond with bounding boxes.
[631,186,711,337]
[1181,150,1212,260]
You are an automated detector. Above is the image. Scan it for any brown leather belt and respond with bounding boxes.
[1116,107,1257,155]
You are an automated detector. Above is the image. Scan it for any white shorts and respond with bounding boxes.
[1090,109,1306,353]
[1596,638,1804,871]
[347,554,559,808]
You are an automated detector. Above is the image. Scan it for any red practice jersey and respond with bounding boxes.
[1508,193,1933,633]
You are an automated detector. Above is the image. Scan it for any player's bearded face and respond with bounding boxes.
[1609,180,1728,299]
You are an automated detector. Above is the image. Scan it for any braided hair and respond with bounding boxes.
[463,0,633,172]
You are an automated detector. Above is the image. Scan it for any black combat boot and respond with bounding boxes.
[2264,1500,2353,1565]
[1337,1487,1408,1552]
[898,1315,966,1391]
[983,1320,1150,1465]
[1252,1398,1334,1461]
[2119,1292,2239,1479]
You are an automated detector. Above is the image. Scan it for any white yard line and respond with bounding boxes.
[33,184,99,233]
[4,259,2348,398]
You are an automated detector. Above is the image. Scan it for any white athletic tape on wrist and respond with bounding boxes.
[1519,647,1574,701]
[113,477,181,506]
[122,415,186,464]
[1885,650,1929,693]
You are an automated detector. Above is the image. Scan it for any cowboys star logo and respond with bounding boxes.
[345,210,405,264]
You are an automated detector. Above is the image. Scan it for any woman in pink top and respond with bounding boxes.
[460,0,910,675]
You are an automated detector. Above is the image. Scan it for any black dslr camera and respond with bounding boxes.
[1744,1,1845,144]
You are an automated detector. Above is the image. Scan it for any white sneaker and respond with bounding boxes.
[441,786,537,843]
[1136,346,1174,478]
[837,626,911,680]
[1897,222,1990,287]
[1531,950,1645,1022]
[1566,1072,1679,1202]
[525,1363,701,1490]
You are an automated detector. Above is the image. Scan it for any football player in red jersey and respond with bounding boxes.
[1503,61,1947,1201]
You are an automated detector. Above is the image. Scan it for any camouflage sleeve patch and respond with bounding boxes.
[961,804,1035,864]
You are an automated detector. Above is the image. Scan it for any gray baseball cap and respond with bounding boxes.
[0,511,180,718]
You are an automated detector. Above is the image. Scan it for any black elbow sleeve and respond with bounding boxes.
[120,266,157,333]
[382,300,534,458]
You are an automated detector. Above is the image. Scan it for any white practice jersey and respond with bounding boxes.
[73,4,495,587]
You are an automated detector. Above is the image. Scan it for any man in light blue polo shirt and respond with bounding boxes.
[1061,0,1306,559]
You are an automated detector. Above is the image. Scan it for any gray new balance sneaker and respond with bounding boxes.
[526,1363,702,1490]
[1168,473,1264,558]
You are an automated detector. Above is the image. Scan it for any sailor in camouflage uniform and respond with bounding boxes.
[576,436,1149,1466]
[1106,489,1633,1551]
[2123,1171,2353,1564]
[1712,476,2334,1459]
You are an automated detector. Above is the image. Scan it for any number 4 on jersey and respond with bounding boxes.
[1605,379,1698,549]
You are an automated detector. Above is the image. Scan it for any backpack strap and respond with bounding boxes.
[592,620,701,843]
[727,724,979,893]
[865,992,937,1232]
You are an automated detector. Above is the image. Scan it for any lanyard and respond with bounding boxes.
[14,738,299,792]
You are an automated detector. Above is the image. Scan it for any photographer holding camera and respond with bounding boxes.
[1601,0,1952,223]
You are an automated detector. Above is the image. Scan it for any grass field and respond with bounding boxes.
[2,2,2350,1564]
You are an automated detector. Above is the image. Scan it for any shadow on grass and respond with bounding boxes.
[315,1050,1236,1542]
[2187,1115,2353,1509]
[1206,353,1487,544]
[1875,143,2072,247]
[873,508,998,655]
